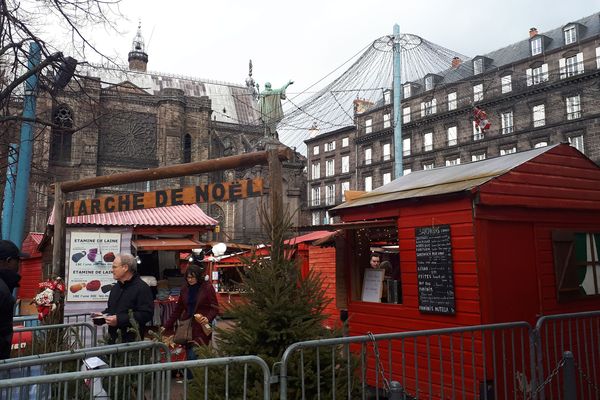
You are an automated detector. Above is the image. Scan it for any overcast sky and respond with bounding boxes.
[82,0,599,95]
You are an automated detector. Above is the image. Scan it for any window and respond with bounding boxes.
[526,64,549,86]
[382,143,391,161]
[341,181,350,201]
[597,47,600,69]
[403,84,411,98]
[425,76,433,91]
[383,113,391,128]
[500,147,516,156]
[473,58,483,75]
[472,152,486,162]
[473,84,483,102]
[564,25,577,45]
[326,159,335,177]
[311,187,321,206]
[383,89,391,104]
[447,92,457,110]
[501,111,514,134]
[568,135,584,154]
[402,138,411,156]
[501,75,512,93]
[445,157,461,166]
[423,132,433,152]
[364,176,372,192]
[534,141,548,148]
[566,95,581,120]
[312,212,320,225]
[341,155,350,173]
[552,231,600,301]
[325,141,336,151]
[364,148,372,165]
[50,104,74,162]
[402,107,411,123]
[342,137,349,147]
[183,134,192,163]
[533,104,545,127]
[560,53,584,78]
[403,168,412,175]
[325,184,335,205]
[311,162,320,180]
[447,126,457,146]
[473,121,484,141]
[383,172,392,185]
[365,119,372,134]
[313,145,320,155]
[531,37,542,56]
[421,99,437,116]
[423,162,435,170]
[323,211,330,225]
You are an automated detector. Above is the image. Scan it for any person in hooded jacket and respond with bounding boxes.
[164,263,219,360]
[0,240,25,360]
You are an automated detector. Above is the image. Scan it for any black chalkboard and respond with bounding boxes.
[415,225,455,315]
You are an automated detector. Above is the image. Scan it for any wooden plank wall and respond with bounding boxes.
[308,245,339,328]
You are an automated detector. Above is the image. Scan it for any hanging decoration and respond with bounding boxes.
[32,277,66,320]
[473,106,491,132]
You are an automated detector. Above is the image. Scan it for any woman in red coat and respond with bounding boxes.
[164,264,219,360]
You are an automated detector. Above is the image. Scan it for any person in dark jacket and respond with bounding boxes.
[95,253,154,343]
[0,240,25,360]
[164,264,219,358]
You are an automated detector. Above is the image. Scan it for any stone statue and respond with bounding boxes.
[258,80,293,138]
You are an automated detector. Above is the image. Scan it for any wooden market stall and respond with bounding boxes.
[329,143,600,398]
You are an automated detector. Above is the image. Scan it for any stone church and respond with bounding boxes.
[7,26,307,243]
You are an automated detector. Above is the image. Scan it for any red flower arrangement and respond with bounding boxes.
[32,277,66,320]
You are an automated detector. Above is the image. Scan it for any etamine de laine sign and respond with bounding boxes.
[66,178,264,217]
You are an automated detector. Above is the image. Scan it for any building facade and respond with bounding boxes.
[307,12,600,225]
[1,26,307,243]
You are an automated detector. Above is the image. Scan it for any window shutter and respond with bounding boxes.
[420,102,425,117]
[559,58,566,79]
[541,64,549,81]
[576,52,584,73]
[526,68,533,86]
[432,98,437,114]
[552,231,580,300]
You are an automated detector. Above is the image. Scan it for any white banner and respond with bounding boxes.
[66,232,121,302]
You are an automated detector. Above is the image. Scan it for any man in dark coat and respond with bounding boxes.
[95,253,153,343]
[0,240,25,359]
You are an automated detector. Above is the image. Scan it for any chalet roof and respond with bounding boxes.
[331,144,560,212]
[81,64,261,126]
[49,204,217,227]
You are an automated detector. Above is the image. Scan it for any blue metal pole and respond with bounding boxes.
[10,42,41,247]
[392,24,403,178]
[1,144,18,240]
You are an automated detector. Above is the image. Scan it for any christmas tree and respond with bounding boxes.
[192,205,357,399]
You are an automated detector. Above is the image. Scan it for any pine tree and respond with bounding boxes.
[192,205,358,399]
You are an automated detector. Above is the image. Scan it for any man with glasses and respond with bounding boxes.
[0,240,26,359]
[93,253,153,343]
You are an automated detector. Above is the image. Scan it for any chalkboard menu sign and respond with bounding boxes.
[415,224,455,315]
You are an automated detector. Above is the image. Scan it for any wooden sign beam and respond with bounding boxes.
[59,148,293,193]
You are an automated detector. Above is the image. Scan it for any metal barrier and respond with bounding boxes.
[13,312,92,326]
[0,355,271,400]
[277,322,535,400]
[11,322,97,357]
[534,310,600,400]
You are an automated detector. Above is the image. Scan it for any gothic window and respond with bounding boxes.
[183,134,192,163]
[50,104,73,162]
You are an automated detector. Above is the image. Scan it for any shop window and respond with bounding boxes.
[349,225,402,304]
[215,265,245,294]
[552,231,600,301]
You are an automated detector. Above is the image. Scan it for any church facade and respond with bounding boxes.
[5,26,307,243]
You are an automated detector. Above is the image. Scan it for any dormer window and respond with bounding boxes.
[425,76,434,91]
[403,84,411,99]
[473,58,484,75]
[564,25,577,45]
[531,37,543,56]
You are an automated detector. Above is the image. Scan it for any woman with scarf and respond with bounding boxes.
[164,264,219,361]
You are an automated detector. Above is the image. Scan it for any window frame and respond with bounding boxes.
[533,104,546,127]
[530,37,543,56]
[423,132,433,152]
[564,25,577,45]
[447,92,457,111]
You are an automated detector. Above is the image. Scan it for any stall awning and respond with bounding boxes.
[133,238,203,251]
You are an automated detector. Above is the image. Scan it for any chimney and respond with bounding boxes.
[529,27,538,38]
[451,56,462,69]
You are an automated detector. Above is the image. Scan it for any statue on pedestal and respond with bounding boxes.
[258,80,293,139]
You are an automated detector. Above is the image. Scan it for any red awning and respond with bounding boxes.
[284,231,333,245]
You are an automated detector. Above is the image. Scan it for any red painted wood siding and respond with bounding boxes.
[308,246,339,328]
[18,234,43,300]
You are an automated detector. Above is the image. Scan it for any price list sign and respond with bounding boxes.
[415,225,455,315]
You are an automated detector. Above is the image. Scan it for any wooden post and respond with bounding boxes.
[52,183,64,277]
